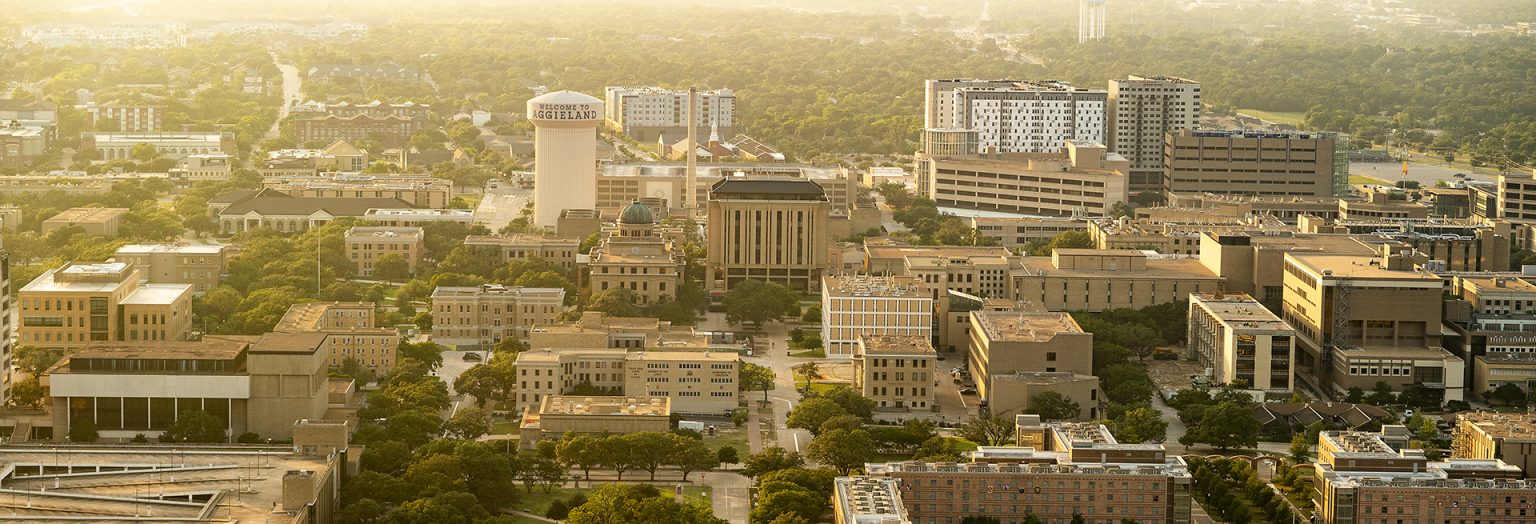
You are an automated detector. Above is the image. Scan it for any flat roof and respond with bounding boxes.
[858,335,936,356]
[1460,276,1536,294]
[1457,412,1536,442]
[824,275,929,298]
[625,350,740,362]
[539,395,670,416]
[45,207,129,222]
[1016,254,1220,280]
[973,311,1084,342]
[119,283,192,305]
[19,267,128,294]
[67,338,249,362]
[1287,253,1443,282]
[115,243,226,255]
[344,226,423,239]
[1191,293,1289,330]
[363,208,473,217]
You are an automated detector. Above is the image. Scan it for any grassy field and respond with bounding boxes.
[1237,108,1306,126]
[1349,174,1391,185]
[789,348,826,358]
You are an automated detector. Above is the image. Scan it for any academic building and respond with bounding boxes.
[1187,292,1295,392]
[512,347,739,413]
[430,284,566,349]
[1163,129,1346,198]
[921,141,1129,217]
[821,275,935,358]
[706,177,831,292]
[274,302,399,373]
[18,262,192,348]
[587,201,686,305]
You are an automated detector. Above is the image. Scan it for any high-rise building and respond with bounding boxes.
[603,86,735,141]
[1188,292,1295,392]
[820,275,934,358]
[0,242,11,404]
[705,177,831,292]
[936,81,1107,155]
[920,140,1129,217]
[1079,0,1107,43]
[1164,129,1345,197]
[1108,75,1201,193]
[528,91,603,229]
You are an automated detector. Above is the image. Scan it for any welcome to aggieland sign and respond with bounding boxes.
[531,103,600,120]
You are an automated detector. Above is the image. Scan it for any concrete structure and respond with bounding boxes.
[1445,276,1536,396]
[0,245,10,404]
[604,86,735,141]
[1079,0,1107,42]
[1298,215,1509,272]
[1453,412,1536,479]
[519,395,670,449]
[706,177,831,292]
[1089,214,1291,256]
[361,207,474,227]
[170,153,233,182]
[0,176,117,197]
[1011,249,1223,312]
[528,90,603,229]
[597,162,860,218]
[920,141,1130,217]
[464,234,580,270]
[1109,76,1201,193]
[47,333,331,441]
[1164,129,1346,197]
[1281,253,1465,401]
[88,103,166,132]
[558,209,604,241]
[821,275,935,358]
[921,79,1107,154]
[1188,292,1295,392]
[262,140,369,176]
[588,201,685,305]
[112,243,227,295]
[430,284,566,349]
[42,207,129,237]
[18,262,192,348]
[853,336,937,412]
[344,226,423,277]
[0,446,340,523]
[1197,232,1380,301]
[513,347,739,413]
[968,311,1098,418]
[1313,430,1536,524]
[82,132,234,161]
[846,418,1192,524]
[274,302,398,373]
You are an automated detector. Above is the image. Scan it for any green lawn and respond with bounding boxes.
[1237,108,1306,126]
[1349,174,1390,185]
[704,426,750,458]
[789,348,826,358]
[515,486,593,516]
[491,420,520,435]
[670,485,714,507]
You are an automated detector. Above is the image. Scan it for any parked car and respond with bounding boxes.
[463,352,483,362]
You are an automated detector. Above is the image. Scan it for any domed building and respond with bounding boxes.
[586,200,685,305]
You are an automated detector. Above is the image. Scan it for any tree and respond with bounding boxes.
[130,142,161,163]
[958,413,1014,446]
[786,398,850,435]
[586,287,645,317]
[557,434,603,482]
[669,434,719,481]
[800,305,821,323]
[442,407,491,439]
[387,409,445,448]
[1107,407,1168,444]
[397,341,445,369]
[598,433,639,480]
[1493,383,1528,406]
[361,440,413,474]
[742,447,805,478]
[371,253,412,282]
[1025,390,1081,420]
[718,445,741,467]
[69,418,99,443]
[624,432,677,481]
[566,484,726,524]
[10,376,44,408]
[1289,434,1311,464]
[724,280,800,328]
[750,485,822,524]
[162,411,227,443]
[813,386,876,419]
[792,362,820,392]
[1367,380,1397,405]
[806,428,874,474]
[13,346,63,378]
[1183,401,1259,451]
[740,362,776,403]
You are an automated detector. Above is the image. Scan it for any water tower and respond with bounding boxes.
[527,90,603,229]
[1079,0,1106,43]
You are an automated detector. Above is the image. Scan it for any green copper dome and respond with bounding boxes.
[618,200,655,225]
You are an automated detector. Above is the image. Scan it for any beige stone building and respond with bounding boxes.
[1011,249,1223,312]
[1313,430,1536,524]
[463,234,580,270]
[263,173,453,209]
[846,417,1192,524]
[513,348,738,413]
[1163,129,1344,197]
[1109,75,1202,194]
[46,333,331,442]
[42,207,129,237]
[344,226,424,277]
[706,177,831,292]
[921,141,1129,217]
[18,262,192,348]
[430,284,565,349]
[853,336,937,412]
[1281,253,1465,401]
[1088,215,1292,255]
[1188,292,1295,392]
[587,201,686,305]
[968,311,1097,418]
[1197,232,1380,302]
[1444,276,1536,396]
[518,396,670,449]
[968,216,1089,250]
[598,163,857,218]
[274,302,399,374]
[112,244,227,295]
[1453,412,1536,479]
[170,153,233,183]
[821,275,934,358]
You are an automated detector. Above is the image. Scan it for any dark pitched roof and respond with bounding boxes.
[219,192,414,217]
[709,177,826,199]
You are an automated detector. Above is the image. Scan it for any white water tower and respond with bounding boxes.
[527,90,603,229]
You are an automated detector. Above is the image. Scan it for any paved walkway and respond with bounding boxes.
[745,408,764,454]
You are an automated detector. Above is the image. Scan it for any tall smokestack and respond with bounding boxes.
[686,87,698,217]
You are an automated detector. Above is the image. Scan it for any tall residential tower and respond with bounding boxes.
[1109,75,1201,193]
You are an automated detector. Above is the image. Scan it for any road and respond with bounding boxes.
[696,312,817,454]
[474,184,533,232]
[261,54,303,146]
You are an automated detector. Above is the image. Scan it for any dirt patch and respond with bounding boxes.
[1147,357,1209,393]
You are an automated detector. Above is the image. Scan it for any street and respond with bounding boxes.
[473,183,533,231]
